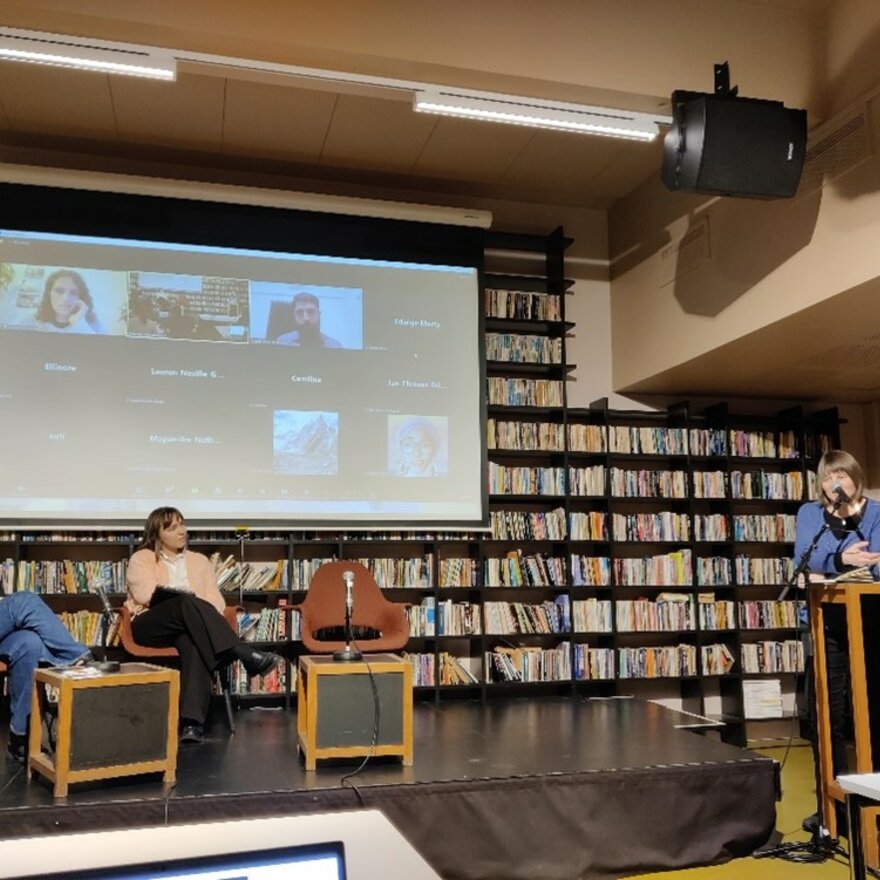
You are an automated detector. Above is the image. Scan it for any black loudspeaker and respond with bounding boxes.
[661,91,807,199]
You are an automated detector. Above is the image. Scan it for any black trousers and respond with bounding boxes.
[131,594,239,724]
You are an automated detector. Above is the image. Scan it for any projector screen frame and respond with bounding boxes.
[0,182,489,531]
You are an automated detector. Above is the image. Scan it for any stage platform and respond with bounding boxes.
[0,696,777,880]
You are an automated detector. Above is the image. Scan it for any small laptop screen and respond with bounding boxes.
[18,840,347,880]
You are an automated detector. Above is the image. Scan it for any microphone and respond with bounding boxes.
[95,586,115,620]
[343,570,355,614]
[830,481,851,507]
[334,569,362,662]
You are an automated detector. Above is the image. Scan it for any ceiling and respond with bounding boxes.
[0,56,667,212]
[2,0,878,412]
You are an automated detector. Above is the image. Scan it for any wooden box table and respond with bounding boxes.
[28,662,180,798]
[297,654,412,771]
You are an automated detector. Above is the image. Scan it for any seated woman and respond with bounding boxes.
[34,269,104,334]
[126,507,281,744]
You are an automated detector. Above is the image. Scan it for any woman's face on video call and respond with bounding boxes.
[401,425,436,472]
[49,275,83,319]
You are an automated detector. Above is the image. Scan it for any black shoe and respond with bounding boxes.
[6,731,27,764]
[235,647,282,678]
[65,650,95,668]
[179,723,205,744]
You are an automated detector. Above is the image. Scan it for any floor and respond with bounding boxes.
[637,741,850,880]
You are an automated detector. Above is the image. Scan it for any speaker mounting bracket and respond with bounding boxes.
[713,62,739,99]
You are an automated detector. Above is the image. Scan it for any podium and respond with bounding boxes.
[810,580,880,866]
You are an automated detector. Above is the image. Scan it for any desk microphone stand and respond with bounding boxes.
[235,526,250,607]
[334,570,362,662]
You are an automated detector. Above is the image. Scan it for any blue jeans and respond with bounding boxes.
[0,592,89,735]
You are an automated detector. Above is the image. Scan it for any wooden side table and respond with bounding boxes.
[297,654,412,771]
[28,662,179,798]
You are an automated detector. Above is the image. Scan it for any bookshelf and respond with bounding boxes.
[0,228,840,741]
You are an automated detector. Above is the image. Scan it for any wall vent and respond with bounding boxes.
[796,105,871,197]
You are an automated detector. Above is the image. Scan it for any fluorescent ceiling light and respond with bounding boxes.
[414,90,661,141]
[0,28,176,80]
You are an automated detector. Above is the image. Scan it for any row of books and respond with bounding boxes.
[488,463,566,495]
[729,470,807,500]
[58,610,121,647]
[227,660,287,695]
[403,651,480,686]
[483,552,566,586]
[405,598,483,637]
[611,512,691,543]
[489,508,567,541]
[739,600,805,630]
[486,643,571,683]
[613,549,694,586]
[487,419,565,451]
[701,643,737,675]
[487,377,564,408]
[615,596,696,632]
[569,511,607,541]
[561,425,833,459]
[4,555,802,600]
[237,606,291,642]
[484,288,561,321]
[609,468,688,499]
[732,514,797,543]
[10,559,125,595]
[485,332,562,364]
[569,466,606,496]
[740,640,805,673]
[483,598,571,634]
[438,558,480,587]
[211,556,286,592]
[694,515,730,542]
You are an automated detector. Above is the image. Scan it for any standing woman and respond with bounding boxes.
[794,450,880,795]
[126,507,280,743]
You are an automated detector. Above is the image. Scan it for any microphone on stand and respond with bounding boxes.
[334,569,362,662]
[830,481,850,509]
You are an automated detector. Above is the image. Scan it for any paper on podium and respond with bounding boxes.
[823,566,876,584]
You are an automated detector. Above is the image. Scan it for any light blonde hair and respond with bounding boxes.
[817,450,864,502]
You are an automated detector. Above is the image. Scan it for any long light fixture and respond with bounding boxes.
[0,27,176,80]
[414,90,662,141]
[0,27,667,139]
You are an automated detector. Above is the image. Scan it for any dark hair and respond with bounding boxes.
[139,506,185,556]
[293,292,320,308]
[36,269,96,326]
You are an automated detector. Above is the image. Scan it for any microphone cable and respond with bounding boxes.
[339,638,381,800]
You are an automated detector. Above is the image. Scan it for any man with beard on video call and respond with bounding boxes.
[275,291,342,348]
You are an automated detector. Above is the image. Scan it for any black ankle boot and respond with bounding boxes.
[6,731,27,764]
[232,644,282,678]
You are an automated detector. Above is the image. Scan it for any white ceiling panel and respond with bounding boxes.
[111,72,225,152]
[320,94,436,173]
[412,116,533,184]
[222,78,337,163]
[0,61,116,140]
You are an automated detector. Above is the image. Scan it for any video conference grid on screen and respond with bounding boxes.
[0,228,483,525]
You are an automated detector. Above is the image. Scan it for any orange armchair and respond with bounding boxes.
[297,561,409,654]
[118,604,241,731]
